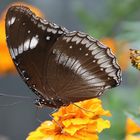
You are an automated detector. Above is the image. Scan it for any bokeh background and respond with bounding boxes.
[0,0,140,140]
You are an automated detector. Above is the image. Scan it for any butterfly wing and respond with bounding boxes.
[46,31,122,104]
[5,6,67,101]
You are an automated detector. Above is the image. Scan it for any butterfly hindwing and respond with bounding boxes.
[46,31,121,103]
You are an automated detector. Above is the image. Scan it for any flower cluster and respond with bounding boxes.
[26,98,111,140]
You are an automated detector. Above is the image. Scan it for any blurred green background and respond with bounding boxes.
[0,0,140,140]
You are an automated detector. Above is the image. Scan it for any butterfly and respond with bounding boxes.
[5,5,122,108]
[130,49,140,70]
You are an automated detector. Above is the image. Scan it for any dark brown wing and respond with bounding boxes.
[46,31,122,104]
[5,5,68,101]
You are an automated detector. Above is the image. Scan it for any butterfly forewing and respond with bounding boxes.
[6,6,67,100]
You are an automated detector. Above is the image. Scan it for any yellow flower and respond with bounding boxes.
[125,118,140,140]
[0,2,43,75]
[100,37,129,71]
[130,49,140,70]
[26,98,111,140]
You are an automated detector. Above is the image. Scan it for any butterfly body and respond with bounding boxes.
[5,5,122,108]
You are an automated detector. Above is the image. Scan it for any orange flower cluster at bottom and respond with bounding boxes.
[126,118,140,140]
[26,98,111,140]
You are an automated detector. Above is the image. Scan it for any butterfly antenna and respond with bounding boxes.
[0,92,32,99]
[51,108,58,115]
[0,100,26,107]
[49,113,63,132]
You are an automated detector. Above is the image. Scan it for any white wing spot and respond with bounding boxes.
[87,36,96,42]
[71,36,82,44]
[81,38,92,47]
[24,39,30,51]
[77,32,87,37]
[52,23,59,29]
[69,46,73,49]
[46,36,51,40]
[30,36,39,49]
[28,30,31,34]
[8,20,11,26]
[18,45,23,54]
[13,48,18,57]
[100,68,104,71]
[9,48,15,59]
[88,44,97,51]
[38,22,47,30]
[85,53,88,56]
[22,22,25,26]
[81,38,88,45]
[40,19,48,25]
[105,85,111,89]
[35,35,39,38]
[47,28,57,34]
[10,17,16,25]
[58,30,63,34]
[64,36,71,43]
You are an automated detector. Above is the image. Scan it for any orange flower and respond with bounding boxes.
[0,16,15,74]
[130,49,140,70]
[126,118,140,135]
[0,2,43,75]
[26,98,111,140]
[101,37,117,54]
[125,118,140,140]
[100,37,129,71]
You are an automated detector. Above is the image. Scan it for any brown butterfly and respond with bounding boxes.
[5,5,122,108]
